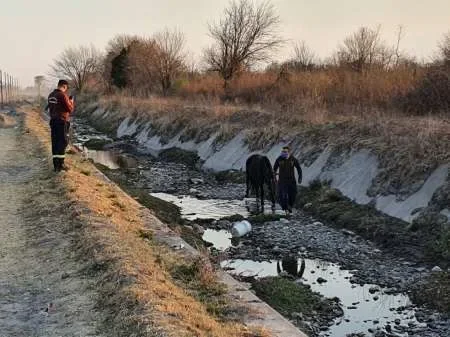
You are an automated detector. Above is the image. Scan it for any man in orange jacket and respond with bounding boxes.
[47,80,74,172]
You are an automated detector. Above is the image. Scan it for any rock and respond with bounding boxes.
[280,218,290,224]
[394,318,401,325]
[313,221,324,226]
[116,154,138,169]
[193,224,205,234]
[341,229,356,236]
[374,332,386,337]
[347,306,358,310]
[216,220,231,228]
[369,286,380,294]
[431,266,442,272]
[189,188,199,194]
[317,277,328,284]
[184,225,194,231]
[189,178,204,185]
[373,296,379,301]
[304,202,313,209]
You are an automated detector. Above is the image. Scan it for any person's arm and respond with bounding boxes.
[294,158,302,184]
[61,93,74,113]
[273,158,280,173]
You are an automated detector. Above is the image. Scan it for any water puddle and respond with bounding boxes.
[203,229,234,250]
[203,228,419,337]
[74,146,121,170]
[151,192,284,220]
[147,192,421,336]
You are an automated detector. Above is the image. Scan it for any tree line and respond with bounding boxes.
[49,0,449,112]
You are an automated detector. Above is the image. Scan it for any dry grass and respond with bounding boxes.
[179,68,422,111]
[86,90,450,197]
[25,108,269,337]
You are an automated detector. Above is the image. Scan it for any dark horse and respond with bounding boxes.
[245,154,276,211]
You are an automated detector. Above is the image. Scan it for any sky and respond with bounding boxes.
[0,0,449,87]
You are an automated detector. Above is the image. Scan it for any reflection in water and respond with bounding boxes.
[203,229,416,337]
[74,145,121,170]
[221,258,415,337]
[151,193,251,220]
[277,257,306,279]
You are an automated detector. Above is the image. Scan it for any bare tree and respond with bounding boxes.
[50,45,102,92]
[438,31,450,66]
[153,29,186,95]
[337,26,393,72]
[204,0,284,89]
[288,41,317,71]
[393,25,404,67]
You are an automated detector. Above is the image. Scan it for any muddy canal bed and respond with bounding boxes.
[72,119,450,337]
[157,194,449,337]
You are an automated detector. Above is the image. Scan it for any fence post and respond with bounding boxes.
[0,70,3,107]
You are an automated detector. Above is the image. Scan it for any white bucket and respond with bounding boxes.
[231,220,252,238]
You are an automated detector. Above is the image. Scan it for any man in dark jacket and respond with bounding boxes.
[273,146,302,214]
[47,80,74,172]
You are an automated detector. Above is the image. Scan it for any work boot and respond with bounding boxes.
[53,158,59,172]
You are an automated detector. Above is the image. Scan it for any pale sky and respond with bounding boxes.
[1,0,448,87]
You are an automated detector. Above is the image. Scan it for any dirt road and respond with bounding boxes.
[0,113,108,337]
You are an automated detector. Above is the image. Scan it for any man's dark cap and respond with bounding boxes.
[57,79,69,87]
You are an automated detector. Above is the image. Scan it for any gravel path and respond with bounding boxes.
[0,113,107,337]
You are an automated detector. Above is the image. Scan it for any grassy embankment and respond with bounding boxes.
[25,108,269,337]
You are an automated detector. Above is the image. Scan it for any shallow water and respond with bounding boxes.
[221,258,416,337]
[151,192,285,220]
[139,191,420,336]
[198,219,418,337]
[80,147,121,170]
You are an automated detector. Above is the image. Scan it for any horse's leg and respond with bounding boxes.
[260,183,265,212]
[245,170,250,198]
[268,180,276,211]
[298,259,306,278]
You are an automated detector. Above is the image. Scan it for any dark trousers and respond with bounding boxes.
[50,119,69,171]
[278,182,297,211]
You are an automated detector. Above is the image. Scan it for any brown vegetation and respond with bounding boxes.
[49,0,449,116]
[45,0,448,127]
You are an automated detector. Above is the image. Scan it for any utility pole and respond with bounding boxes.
[34,75,45,111]
[4,73,8,104]
[0,70,3,107]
